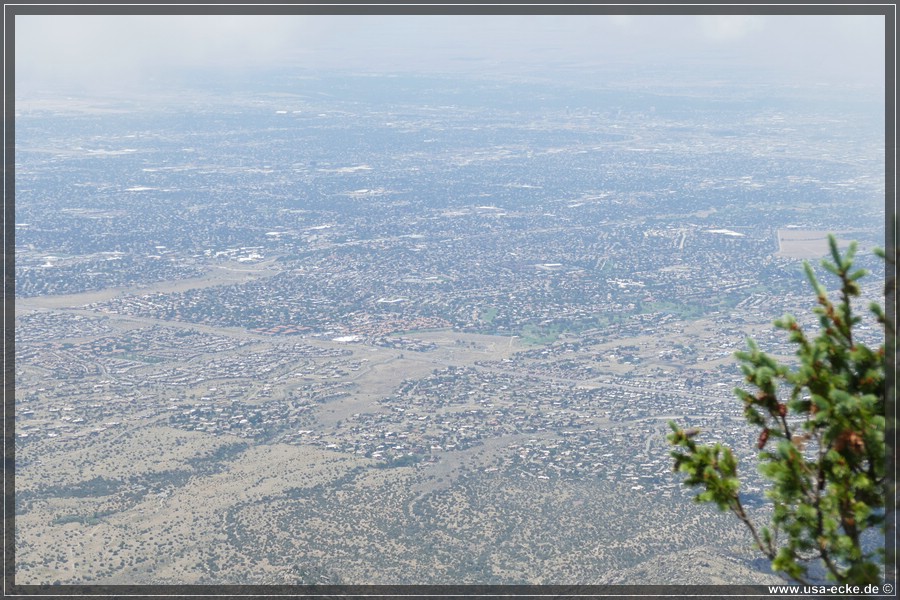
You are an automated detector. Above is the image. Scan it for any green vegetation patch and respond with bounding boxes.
[114,352,166,364]
[640,300,703,319]
[639,295,741,320]
[479,307,499,324]
[519,322,565,345]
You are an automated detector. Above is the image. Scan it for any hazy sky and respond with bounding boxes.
[15,13,886,95]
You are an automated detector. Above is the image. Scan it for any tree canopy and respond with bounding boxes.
[669,236,889,585]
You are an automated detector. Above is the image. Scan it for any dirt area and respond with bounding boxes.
[15,259,279,313]
[316,331,525,427]
[775,229,852,259]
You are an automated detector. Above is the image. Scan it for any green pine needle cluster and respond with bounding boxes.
[668,235,887,585]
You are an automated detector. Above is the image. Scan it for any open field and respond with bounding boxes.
[775,229,858,259]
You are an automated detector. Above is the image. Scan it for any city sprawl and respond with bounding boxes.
[13,69,885,585]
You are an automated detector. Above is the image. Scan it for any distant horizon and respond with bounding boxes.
[14,12,887,99]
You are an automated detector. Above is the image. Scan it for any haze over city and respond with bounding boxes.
[16,13,885,91]
[9,8,890,590]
